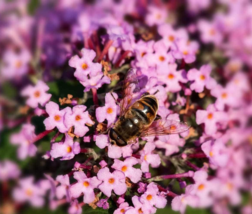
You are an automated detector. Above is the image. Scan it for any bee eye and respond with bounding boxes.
[117,136,120,140]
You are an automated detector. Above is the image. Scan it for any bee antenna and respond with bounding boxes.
[153,90,159,95]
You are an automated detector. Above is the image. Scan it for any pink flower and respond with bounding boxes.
[155,139,180,156]
[1,49,31,80]
[172,194,199,214]
[198,19,223,45]
[21,80,52,108]
[65,105,94,137]
[96,93,119,126]
[114,202,132,214]
[0,160,20,181]
[97,167,127,197]
[95,134,133,159]
[187,64,216,93]
[68,200,82,214]
[80,71,111,92]
[13,177,46,207]
[43,101,71,133]
[196,104,227,136]
[140,142,161,172]
[10,124,37,159]
[111,157,142,183]
[157,63,187,92]
[50,134,80,160]
[172,39,199,63]
[69,48,102,81]
[70,171,101,204]
[145,5,167,26]
[125,196,154,214]
[55,174,70,201]
[186,0,211,13]
[140,183,167,209]
[201,139,230,168]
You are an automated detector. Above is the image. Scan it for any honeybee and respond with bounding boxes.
[108,70,190,147]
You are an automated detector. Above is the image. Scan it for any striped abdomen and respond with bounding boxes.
[110,95,158,146]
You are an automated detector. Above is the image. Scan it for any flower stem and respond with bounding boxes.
[98,40,113,62]
[188,153,207,158]
[33,130,53,143]
[148,171,194,182]
[115,50,131,68]
[186,161,200,171]
[91,88,99,107]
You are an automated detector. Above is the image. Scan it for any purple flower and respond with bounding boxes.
[0,160,20,181]
[95,134,133,159]
[140,142,161,172]
[140,183,167,209]
[65,105,94,137]
[80,71,111,92]
[68,200,82,214]
[172,194,199,214]
[21,80,52,108]
[172,39,199,63]
[157,63,187,92]
[111,157,142,183]
[97,198,109,209]
[13,177,46,207]
[145,5,167,26]
[187,64,215,93]
[114,202,132,214]
[55,174,71,201]
[125,196,154,214]
[1,49,31,80]
[43,101,71,133]
[196,104,227,136]
[96,93,119,126]
[50,134,80,160]
[10,124,37,159]
[97,167,127,197]
[70,171,101,204]
[201,139,230,168]
[69,48,102,80]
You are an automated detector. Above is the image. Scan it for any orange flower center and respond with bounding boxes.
[138,208,143,214]
[200,75,206,80]
[120,209,125,213]
[209,29,216,35]
[168,35,175,42]
[83,181,90,187]
[34,90,40,98]
[144,155,148,161]
[146,194,152,200]
[207,113,213,119]
[170,125,177,131]
[168,74,174,79]
[66,146,72,153]
[25,189,33,196]
[82,63,88,70]
[107,107,113,114]
[227,183,233,190]
[108,178,115,184]
[75,115,81,121]
[15,61,22,68]
[121,165,127,172]
[159,56,165,61]
[183,50,188,55]
[221,93,228,99]
[141,52,146,57]
[156,14,161,19]
[54,115,61,121]
[209,151,214,157]
[198,184,205,190]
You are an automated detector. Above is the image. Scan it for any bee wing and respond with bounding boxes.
[140,118,190,137]
[119,69,148,116]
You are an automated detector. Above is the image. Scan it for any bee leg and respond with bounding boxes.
[110,92,120,105]
[153,89,159,95]
[154,114,161,121]
[141,92,150,97]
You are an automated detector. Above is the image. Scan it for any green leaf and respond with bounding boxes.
[83,206,109,214]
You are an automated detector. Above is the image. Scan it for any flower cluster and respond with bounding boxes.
[1,1,252,214]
